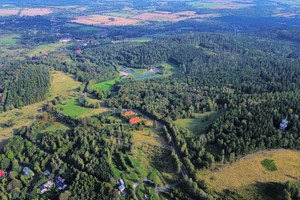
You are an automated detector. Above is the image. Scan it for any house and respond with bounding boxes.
[124,111,134,116]
[44,170,51,176]
[280,118,288,131]
[39,180,54,194]
[54,175,67,190]
[23,167,34,177]
[129,117,140,124]
[76,49,82,53]
[0,170,7,178]
[117,178,125,193]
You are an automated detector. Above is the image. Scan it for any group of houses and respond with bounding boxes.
[39,172,67,194]
[124,111,140,124]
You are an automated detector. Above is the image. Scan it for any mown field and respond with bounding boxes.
[27,43,68,57]
[198,149,300,200]
[92,76,122,91]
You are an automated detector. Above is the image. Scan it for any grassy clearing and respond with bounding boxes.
[261,159,278,171]
[56,98,90,117]
[133,128,168,147]
[27,43,67,56]
[197,149,300,196]
[0,34,19,46]
[175,111,223,137]
[40,122,70,133]
[161,62,179,76]
[0,71,81,147]
[49,71,82,98]
[129,38,152,43]
[91,76,122,91]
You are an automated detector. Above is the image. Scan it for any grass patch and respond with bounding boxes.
[175,111,224,137]
[197,149,300,194]
[0,34,19,46]
[161,62,179,76]
[40,122,70,133]
[56,98,90,118]
[129,38,152,43]
[261,159,278,171]
[92,76,121,91]
[27,43,67,56]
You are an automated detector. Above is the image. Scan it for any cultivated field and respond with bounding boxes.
[0,9,19,16]
[71,11,219,26]
[27,43,68,57]
[188,0,255,9]
[20,8,52,16]
[198,149,300,199]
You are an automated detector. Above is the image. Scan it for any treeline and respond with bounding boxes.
[0,64,50,111]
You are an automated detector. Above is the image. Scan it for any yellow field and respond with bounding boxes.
[0,71,82,147]
[198,149,300,192]
[27,43,68,57]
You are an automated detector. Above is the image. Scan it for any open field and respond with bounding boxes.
[28,43,68,57]
[198,149,300,199]
[188,0,255,9]
[0,71,82,147]
[71,15,140,26]
[175,111,224,137]
[0,9,18,16]
[0,34,19,46]
[161,62,179,76]
[49,71,82,98]
[71,11,219,26]
[92,76,122,91]
[133,128,168,147]
[20,8,53,16]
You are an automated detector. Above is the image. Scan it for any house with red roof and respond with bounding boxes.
[124,111,134,116]
[0,170,7,178]
[129,117,140,124]
[76,49,83,53]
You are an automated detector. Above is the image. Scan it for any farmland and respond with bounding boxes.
[27,43,68,57]
[198,149,300,199]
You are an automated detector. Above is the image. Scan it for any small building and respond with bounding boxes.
[124,111,134,116]
[39,180,54,194]
[0,170,7,178]
[44,170,51,176]
[129,117,140,124]
[23,167,34,178]
[54,175,67,190]
[76,49,83,53]
[117,178,125,193]
[280,118,288,131]
[118,185,125,193]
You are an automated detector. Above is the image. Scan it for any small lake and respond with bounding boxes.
[124,69,134,74]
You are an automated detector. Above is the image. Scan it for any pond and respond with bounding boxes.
[124,69,134,74]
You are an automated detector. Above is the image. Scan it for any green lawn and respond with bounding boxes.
[106,12,133,17]
[188,2,225,7]
[92,76,121,91]
[56,98,90,117]
[175,111,224,137]
[0,34,19,46]
[130,38,152,43]
[28,43,67,56]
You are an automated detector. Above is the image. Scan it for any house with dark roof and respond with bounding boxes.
[54,175,67,190]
